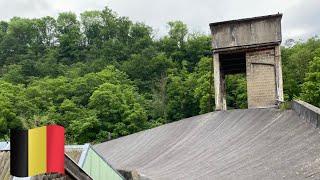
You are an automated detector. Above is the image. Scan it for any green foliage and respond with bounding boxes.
[89,82,147,139]
[168,21,188,47]
[121,52,173,91]
[282,38,320,100]
[226,74,247,109]
[185,34,211,68]
[279,101,292,111]
[158,21,188,62]
[165,66,199,121]
[0,81,35,140]
[300,57,320,107]
[0,6,318,143]
[57,12,82,64]
[190,57,214,113]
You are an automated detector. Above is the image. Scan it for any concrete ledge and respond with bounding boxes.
[292,100,320,128]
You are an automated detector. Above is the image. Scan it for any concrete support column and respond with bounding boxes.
[221,74,227,110]
[274,45,284,102]
[214,53,225,110]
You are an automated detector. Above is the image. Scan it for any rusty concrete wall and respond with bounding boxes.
[210,14,282,50]
[246,49,276,108]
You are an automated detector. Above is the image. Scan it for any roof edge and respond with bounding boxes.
[291,100,320,128]
[213,41,281,53]
[89,144,125,180]
[209,13,282,27]
[78,143,90,167]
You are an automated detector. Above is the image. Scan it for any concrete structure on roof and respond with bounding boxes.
[209,14,284,110]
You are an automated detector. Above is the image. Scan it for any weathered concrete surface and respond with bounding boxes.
[95,108,320,179]
[292,100,320,128]
[210,14,282,51]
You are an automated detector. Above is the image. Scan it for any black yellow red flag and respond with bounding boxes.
[10,125,65,177]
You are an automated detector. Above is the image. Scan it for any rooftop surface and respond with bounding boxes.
[95,108,320,179]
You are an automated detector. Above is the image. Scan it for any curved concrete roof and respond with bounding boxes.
[95,108,320,179]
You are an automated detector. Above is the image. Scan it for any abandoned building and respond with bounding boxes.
[210,14,283,110]
[2,14,320,180]
[93,14,320,180]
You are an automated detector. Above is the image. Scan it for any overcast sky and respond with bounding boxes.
[0,0,319,40]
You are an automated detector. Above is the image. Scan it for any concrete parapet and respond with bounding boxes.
[292,100,320,128]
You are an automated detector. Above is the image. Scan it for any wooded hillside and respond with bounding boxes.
[0,7,319,143]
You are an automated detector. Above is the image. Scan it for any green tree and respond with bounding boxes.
[165,64,198,121]
[89,82,147,139]
[56,12,82,64]
[129,23,153,54]
[81,11,103,46]
[282,38,320,100]
[190,57,215,113]
[158,21,188,62]
[25,76,71,113]
[121,52,173,91]
[0,5,318,144]
[225,74,247,109]
[0,81,35,139]
[31,16,57,56]
[185,34,211,69]
[300,57,320,107]
[71,66,131,105]
[0,18,37,65]
[168,21,188,48]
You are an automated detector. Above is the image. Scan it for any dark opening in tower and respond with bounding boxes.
[220,52,248,109]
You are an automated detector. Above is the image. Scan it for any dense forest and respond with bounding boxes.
[0,7,319,144]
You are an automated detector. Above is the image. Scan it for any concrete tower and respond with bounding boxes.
[210,14,284,110]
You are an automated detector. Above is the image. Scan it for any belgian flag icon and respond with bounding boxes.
[10,125,65,177]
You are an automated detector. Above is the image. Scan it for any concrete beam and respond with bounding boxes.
[210,14,282,50]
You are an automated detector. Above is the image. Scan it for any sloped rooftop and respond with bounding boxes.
[95,108,320,179]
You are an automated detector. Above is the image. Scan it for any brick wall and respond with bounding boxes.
[246,49,276,108]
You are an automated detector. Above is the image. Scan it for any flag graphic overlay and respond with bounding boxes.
[10,125,65,177]
[47,125,65,174]
[10,130,28,177]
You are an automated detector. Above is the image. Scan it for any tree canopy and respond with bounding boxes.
[0,6,318,143]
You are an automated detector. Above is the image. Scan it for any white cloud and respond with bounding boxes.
[0,0,319,40]
[0,0,53,19]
